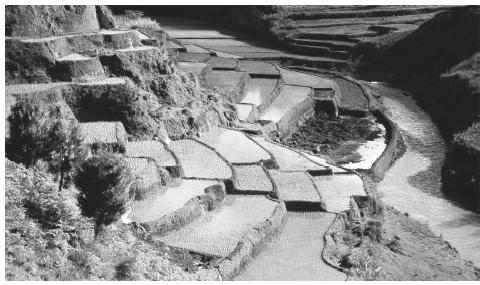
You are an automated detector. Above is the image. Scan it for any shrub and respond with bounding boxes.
[75,153,134,236]
[115,10,161,31]
[124,10,144,20]
[7,95,63,168]
[48,119,89,190]
[7,94,87,190]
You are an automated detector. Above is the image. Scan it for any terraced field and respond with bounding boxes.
[312,174,366,213]
[158,195,279,257]
[198,127,272,164]
[275,5,449,61]
[5,15,391,280]
[251,136,328,172]
[126,140,177,168]
[170,139,232,179]
[233,164,274,194]
[130,179,221,223]
[236,212,345,281]
[269,170,322,206]
[259,85,311,123]
[241,78,278,107]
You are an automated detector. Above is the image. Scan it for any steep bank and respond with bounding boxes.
[369,7,480,210]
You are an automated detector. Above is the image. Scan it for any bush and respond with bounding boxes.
[75,153,134,236]
[7,94,87,189]
[115,10,161,30]
[124,10,144,20]
[48,119,88,190]
[7,95,63,168]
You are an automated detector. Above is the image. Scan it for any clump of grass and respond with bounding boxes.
[115,10,161,31]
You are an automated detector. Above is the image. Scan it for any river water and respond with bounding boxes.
[368,82,480,266]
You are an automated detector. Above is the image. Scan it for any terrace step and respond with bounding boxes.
[238,60,280,77]
[55,54,106,82]
[311,174,366,213]
[177,52,211,62]
[285,12,439,29]
[158,195,279,257]
[236,103,258,123]
[13,29,142,58]
[289,43,351,60]
[183,44,216,55]
[241,77,281,113]
[178,61,209,76]
[258,85,314,135]
[203,70,250,102]
[170,139,233,180]
[269,170,324,211]
[232,164,274,195]
[126,157,165,193]
[236,212,346,281]
[198,127,272,164]
[206,57,239,70]
[167,40,187,52]
[79,121,127,150]
[301,152,350,174]
[97,29,141,49]
[280,68,338,90]
[125,140,181,179]
[5,78,127,123]
[286,6,447,20]
[296,32,364,42]
[250,136,330,172]
[291,38,357,52]
[130,179,223,223]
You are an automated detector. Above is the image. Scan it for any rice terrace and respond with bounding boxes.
[4,3,480,281]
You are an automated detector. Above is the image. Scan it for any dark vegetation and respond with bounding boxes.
[6,93,88,190]
[284,115,382,164]
[5,159,201,281]
[75,153,133,236]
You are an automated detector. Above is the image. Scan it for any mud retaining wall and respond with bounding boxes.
[277,96,316,139]
[369,108,405,180]
[322,213,347,272]
[141,182,226,236]
[257,76,285,113]
[215,201,288,280]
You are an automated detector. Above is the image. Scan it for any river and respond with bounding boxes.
[368,82,480,266]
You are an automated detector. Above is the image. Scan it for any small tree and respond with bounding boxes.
[7,95,59,168]
[75,153,133,237]
[48,119,88,190]
[7,95,88,189]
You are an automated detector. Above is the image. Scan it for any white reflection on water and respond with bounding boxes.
[370,82,480,266]
[242,87,262,106]
[342,122,387,170]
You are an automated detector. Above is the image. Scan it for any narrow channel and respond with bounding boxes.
[369,82,480,266]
